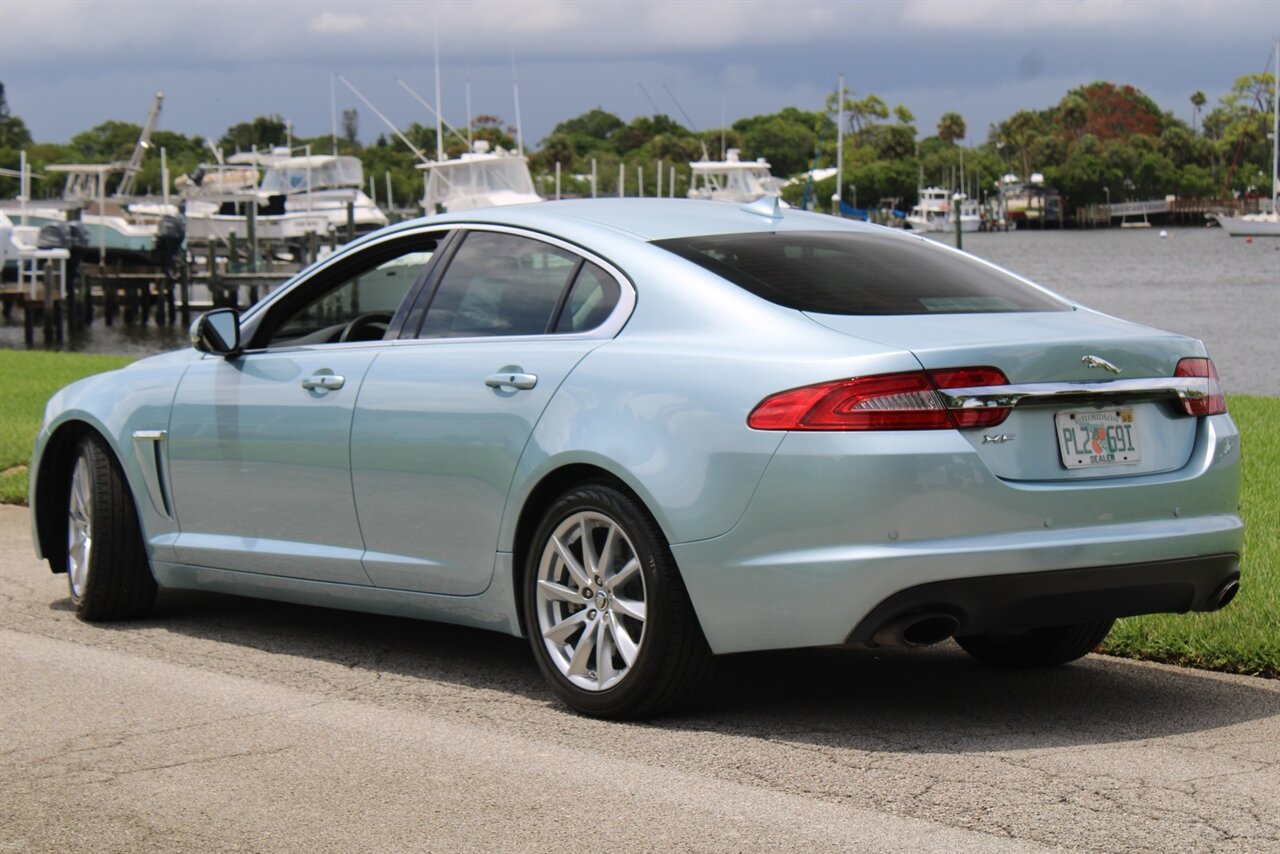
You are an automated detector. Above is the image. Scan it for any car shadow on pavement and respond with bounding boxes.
[74,587,1278,755]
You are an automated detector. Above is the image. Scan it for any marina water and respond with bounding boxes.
[2,226,1277,396]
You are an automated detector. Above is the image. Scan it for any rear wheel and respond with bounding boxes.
[66,436,157,621]
[956,619,1114,668]
[524,484,711,719]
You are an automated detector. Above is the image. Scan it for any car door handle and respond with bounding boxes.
[301,374,345,391]
[485,372,538,391]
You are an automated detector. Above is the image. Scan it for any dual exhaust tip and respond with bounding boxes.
[869,578,1241,649]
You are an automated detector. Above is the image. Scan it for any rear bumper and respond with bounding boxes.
[670,413,1243,654]
[846,553,1239,646]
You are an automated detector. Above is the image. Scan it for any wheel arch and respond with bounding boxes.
[33,419,111,573]
[510,463,656,638]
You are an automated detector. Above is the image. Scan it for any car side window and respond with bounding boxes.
[419,231,579,338]
[554,262,621,334]
[264,242,437,348]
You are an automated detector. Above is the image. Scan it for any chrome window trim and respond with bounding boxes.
[239,223,450,324]
[938,377,1211,411]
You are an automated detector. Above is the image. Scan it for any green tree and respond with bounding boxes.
[219,115,288,154]
[537,133,577,170]
[937,111,967,144]
[0,82,32,149]
[341,108,359,144]
[69,120,142,162]
[546,108,625,155]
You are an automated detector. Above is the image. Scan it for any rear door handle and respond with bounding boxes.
[301,373,345,391]
[485,372,538,391]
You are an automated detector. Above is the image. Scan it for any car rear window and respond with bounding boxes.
[653,231,1069,315]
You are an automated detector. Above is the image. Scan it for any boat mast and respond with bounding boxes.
[434,32,445,161]
[511,50,525,156]
[115,92,162,198]
[1272,41,1278,212]
[340,76,430,163]
[836,74,843,208]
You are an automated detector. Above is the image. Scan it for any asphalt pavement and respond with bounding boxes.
[2,504,1277,852]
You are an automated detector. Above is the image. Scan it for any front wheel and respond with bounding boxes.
[524,485,711,719]
[66,435,157,621]
[956,619,1115,668]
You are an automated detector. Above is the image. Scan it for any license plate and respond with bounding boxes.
[1055,408,1141,469]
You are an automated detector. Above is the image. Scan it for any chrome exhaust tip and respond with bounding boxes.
[871,613,960,648]
[1211,578,1240,611]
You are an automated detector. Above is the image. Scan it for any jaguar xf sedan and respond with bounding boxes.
[30,198,1243,718]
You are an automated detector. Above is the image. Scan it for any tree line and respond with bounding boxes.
[0,69,1274,215]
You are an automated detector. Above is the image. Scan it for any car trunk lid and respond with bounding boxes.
[805,309,1209,481]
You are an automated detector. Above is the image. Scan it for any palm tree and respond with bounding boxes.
[1190,91,1207,135]
[937,112,966,144]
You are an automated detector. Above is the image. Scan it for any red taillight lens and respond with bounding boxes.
[1174,358,1227,416]
[748,367,1010,431]
[928,366,1011,428]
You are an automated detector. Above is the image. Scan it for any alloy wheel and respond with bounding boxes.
[534,510,647,692]
[67,453,93,600]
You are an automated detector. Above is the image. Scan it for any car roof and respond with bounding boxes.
[385,198,884,244]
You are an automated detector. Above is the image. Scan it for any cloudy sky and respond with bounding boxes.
[2,0,1277,152]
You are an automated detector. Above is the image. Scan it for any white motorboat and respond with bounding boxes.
[688,149,787,203]
[419,141,541,213]
[182,150,388,242]
[906,187,979,233]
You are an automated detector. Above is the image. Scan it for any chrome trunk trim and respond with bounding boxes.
[938,377,1209,411]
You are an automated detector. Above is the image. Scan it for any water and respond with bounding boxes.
[922,228,1279,396]
[3,227,1277,395]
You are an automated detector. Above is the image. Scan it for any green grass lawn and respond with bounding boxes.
[1102,394,1279,678]
[0,351,134,504]
[1,348,1275,677]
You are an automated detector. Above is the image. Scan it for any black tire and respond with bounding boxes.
[65,435,157,621]
[523,484,712,719]
[955,619,1115,668]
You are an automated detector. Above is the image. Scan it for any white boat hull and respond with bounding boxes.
[1215,213,1280,237]
[183,193,387,242]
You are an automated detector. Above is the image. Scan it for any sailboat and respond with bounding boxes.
[1216,41,1279,237]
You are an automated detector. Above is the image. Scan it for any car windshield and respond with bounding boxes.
[653,230,1069,315]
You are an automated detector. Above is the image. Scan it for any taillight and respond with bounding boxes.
[929,367,1011,428]
[1175,358,1227,416]
[748,367,1009,431]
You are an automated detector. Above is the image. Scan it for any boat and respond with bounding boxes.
[1216,41,1279,237]
[1,163,160,262]
[1215,207,1280,237]
[419,140,541,213]
[905,187,979,233]
[994,173,1062,229]
[181,149,388,242]
[0,94,166,263]
[687,149,787,203]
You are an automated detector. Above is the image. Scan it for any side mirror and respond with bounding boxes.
[190,308,242,357]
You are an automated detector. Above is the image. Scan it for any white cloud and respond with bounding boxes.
[308,12,368,35]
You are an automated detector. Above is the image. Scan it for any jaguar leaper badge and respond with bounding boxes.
[1082,355,1122,374]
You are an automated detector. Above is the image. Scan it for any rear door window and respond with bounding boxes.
[419,231,579,338]
[654,231,1068,315]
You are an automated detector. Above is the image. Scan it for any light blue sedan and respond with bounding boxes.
[30,199,1243,718]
